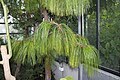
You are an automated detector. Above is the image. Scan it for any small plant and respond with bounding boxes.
[60,76,74,80]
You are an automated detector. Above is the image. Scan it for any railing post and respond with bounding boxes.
[96,0,100,50]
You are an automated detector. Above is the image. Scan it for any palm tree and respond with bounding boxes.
[11,0,100,80]
[12,21,99,80]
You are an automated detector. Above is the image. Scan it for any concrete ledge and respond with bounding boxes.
[52,62,120,80]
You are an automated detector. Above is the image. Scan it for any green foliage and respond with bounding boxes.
[12,21,77,65]
[12,38,40,65]
[34,21,77,56]
[41,0,90,16]
[69,35,99,75]
[7,0,43,37]
[10,63,45,80]
[18,65,44,80]
[24,0,40,13]
[24,0,90,16]
[100,3,120,71]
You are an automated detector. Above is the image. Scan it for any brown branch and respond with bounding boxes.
[50,21,59,25]
[50,21,63,32]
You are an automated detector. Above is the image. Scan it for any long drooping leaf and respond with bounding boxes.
[68,35,100,75]
[24,0,90,16]
[34,21,77,56]
[34,21,52,56]
[12,38,38,65]
[40,0,90,16]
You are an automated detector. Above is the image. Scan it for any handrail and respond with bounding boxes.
[0,33,23,35]
[99,65,120,77]
[0,22,18,24]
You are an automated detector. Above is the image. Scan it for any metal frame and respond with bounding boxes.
[77,0,120,79]
[99,66,120,76]
[96,0,100,50]
[0,22,21,36]
[0,22,18,24]
[96,0,120,77]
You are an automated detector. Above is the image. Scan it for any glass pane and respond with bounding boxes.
[87,2,120,73]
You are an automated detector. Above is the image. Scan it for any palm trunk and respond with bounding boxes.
[42,9,49,21]
[45,56,51,80]
[24,27,29,38]
[42,9,52,80]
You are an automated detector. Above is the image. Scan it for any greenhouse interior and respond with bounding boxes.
[0,0,120,80]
